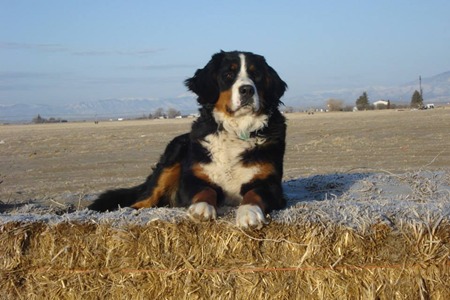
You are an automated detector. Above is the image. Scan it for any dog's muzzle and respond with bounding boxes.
[239,85,255,105]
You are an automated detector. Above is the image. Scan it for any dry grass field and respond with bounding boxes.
[1,108,449,299]
[1,108,449,208]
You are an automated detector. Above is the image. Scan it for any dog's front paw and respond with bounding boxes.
[187,202,217,222]
[236,204,268,229]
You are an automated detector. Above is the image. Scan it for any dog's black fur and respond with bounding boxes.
[89,51,287,228]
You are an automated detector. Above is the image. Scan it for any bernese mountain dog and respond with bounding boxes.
[89,50,287,229]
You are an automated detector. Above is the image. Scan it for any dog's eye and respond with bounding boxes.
[223,71,235,81]
[251,71,263,82]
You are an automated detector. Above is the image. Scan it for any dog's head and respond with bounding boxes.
[185,51,287,120]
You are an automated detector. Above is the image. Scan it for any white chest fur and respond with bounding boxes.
[199,131,266,205]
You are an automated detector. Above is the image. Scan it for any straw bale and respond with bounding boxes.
[1,171,449,298]
[1,219,449,299]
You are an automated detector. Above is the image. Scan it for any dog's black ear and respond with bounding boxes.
[185,51,224,105]
[265,65,287,103]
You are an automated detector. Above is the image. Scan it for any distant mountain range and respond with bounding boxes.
[0,96,199,123]
[1,71,449,122]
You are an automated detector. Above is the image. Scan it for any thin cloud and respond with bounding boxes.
[0,42,68,52]
[0,71,56,80]
[72,48,165,57]
[119,64,196,71]
[71,50,112,56]
[142,64,195,70]
[118,48,165,56]
[80,74,184,86]
[0,83,45,91]
[1,41,164,57]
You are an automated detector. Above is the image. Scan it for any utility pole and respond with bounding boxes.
[419,76,423,99]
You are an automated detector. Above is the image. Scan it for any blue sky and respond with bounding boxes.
[1,0,449,106]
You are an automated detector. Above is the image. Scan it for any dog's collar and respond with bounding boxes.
[217,123,263,141]
[238,131,251,141]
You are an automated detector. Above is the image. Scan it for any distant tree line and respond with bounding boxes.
[351,90,424,111]
[324,89,425,112]
[147,107,182,119]
[32,114,68,124]
[326,99,352,111]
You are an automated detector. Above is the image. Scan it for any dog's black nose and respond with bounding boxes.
[239,85,255,98]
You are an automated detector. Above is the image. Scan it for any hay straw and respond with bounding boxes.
[1,170,449,298]
[1,219,449,299]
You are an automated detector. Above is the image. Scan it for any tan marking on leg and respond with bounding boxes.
[192,163,211,183]
[192,187,217,208]
[240,163,276,213]
[244,162,275,182]
[242,189,267,213]
[131,163,181,209]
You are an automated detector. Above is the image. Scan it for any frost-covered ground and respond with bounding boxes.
[1,170,449,229]
[2,110,450,230]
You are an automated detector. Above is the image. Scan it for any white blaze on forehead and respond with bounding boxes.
[238,53,247,76]
[230,54,259,111]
